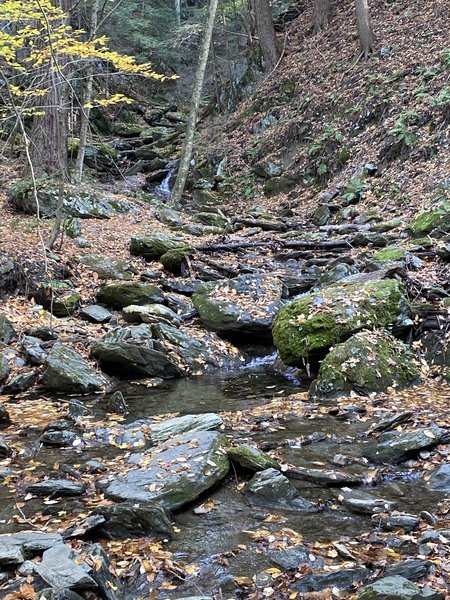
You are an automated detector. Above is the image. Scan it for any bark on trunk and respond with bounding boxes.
[251,0,280,72]
[313,0,330,33]
[169,0,219,209]
[355,0,375,58]
[74,0,99,183]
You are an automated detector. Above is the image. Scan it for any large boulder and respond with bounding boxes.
[94,502,173,539]
[130,233,192,261]
[357,575,444,600]
[35,544,97,590]
[101,431,229,510]
[427,464,450,492]
[43,343,104,394]
[0,354,9,384]
[310,330,419,399]
[8,180,133,219]
[79,255,135,280]
[96,282,164,309]
[246,468,314,510]
[362,426,445,464]
[273,278,409,364]
[192,274,284,341]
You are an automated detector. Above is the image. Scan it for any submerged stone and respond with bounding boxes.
[246,468,313,510]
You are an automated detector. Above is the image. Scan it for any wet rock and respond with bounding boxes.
[79,304,113,323]
[22,336,47,366]
[384,559,433,582]
[95,502,173,539]
[91,340,181,379]
[43,343,104,394]
[101,431,229,510]
[161,278,202,295]
[27,479,86,497]
[193,274,284,341]
[0,313,16,343]
[357,575,444,599]
[130,232,191,261]
[84,543,121,600]
[150,413,222,443]
[97,282,164,309]
[80,254,135,281]
[41,430,78,447]
[83,460,108,474]
[228,444,280,471]
[3,371,40,394]
[379,513,420,532]
[106,390,128,414]
[0,531,63,565]
[246,468,314,510]
[418,529,450,544]
[292,567,370,593]
[0,437,12,456]
[123,303,181,326]
[286,465,364,486]
[0,355,9,384]
[37,588,85,600]
[340,490,398,514]
[270,545,324,571]
[273,278,409,364]
[427,464,450,492]
[0,403,10,425]
[310,329,419,399]
[362,426,444,463]
[319,263,359,287]
[33,281,81,317]
[36,543,96,590]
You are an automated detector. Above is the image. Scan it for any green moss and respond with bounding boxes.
[372,246,407,262]
[160,246,195,274]
[272,278,407,364]
[407,210,443,235]
[263,176,297,196]
[228,445,279,471]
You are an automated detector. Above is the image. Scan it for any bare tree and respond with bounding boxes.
[314,0,331,33]
[170,0,219,208]
[251,0,280,72]
[355,0,375,58]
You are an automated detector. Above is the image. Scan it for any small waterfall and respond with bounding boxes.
[157,163,176,196]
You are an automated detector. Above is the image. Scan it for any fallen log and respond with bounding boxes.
[196,238,352,252]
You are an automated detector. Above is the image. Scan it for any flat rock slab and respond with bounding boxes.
[246,468,314,510]
[286,465,364,486]
[36,544,97,590]
[228,444,280,471]
[427,464,450,492]
[101,430,229,510]
[362,427,444,463]
[292,567,370,593]
[95,501,173,539]
[80,305,113,323]
[42,344,103,394]
[27,479,86,497]
[150,413,222,443]
[270,544,324,571]
[0,531,63,565]
[357,575,444,599]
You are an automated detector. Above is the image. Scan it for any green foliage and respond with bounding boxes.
[388,111,420,148]
[430,86,450,108]
[342,175,367,204]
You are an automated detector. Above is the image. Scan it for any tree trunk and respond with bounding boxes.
[74,0,99,183]
[355,0,375,58]
[169,0,219,209]
[251,0,280,72]
[314,0,330,33]
[175,0,181,26]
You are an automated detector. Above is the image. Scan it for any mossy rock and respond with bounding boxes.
[310,329,419,399]
[0,313,16,344]
[194,212,228,229]
[130,233,189,261]
[33,281,81,317]
[372,246,407,262]
[43,343,103,394]
[228,444,280,471]
[0,354,9,384]
[272,278,409,364]
[135,145,163,160]
[113,123,146,137]
[79,255,135,280]
[407,210,448,236]
[97,282,165,309]
[263,176,297,196]
[160,246,195,275]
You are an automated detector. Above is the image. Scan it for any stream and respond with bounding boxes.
[1,358,447,599]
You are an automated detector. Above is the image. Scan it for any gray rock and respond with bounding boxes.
[0,354,9,384]
[90,340,181,379]
[357,575,444,599]
[64,217,81,238]
[380,514,420,532]
[101,430,229,510]
[84,543,121,600]
[37,590,85,600]
[106,390,128,414]
[150,413,222,443]
[80,305,113,323]
[0,531,63,565]
[3,371,40,394]
[228,444,280,471]
[79,254,134,280]
[35,543,97,590]
[43,344,104,394]
[312,204,331,226]
[0,402,10,425]
[22,335,47,366]
[95,502,173,539]
[193,274,284,340]
[0,437,12,456]
[27,479,86,497]
[97,282,165,309]
[427,464,450,492]
[362,426,444,463]
[292,567,370,593]
[122,303,181,326]
[319,263,359,287]
[33,281,81,317]
[41,430,78,447]
[270,545,324,571]
[130,233,190,261]
[0,313,16,343]
[246,468,313,510]
[384,559,433,582]
[340,490,398,514]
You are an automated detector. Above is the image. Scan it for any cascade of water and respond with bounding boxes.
[157,164,176,196]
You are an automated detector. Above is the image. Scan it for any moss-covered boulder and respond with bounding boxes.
[160,246,195,275]
[43,343,104,394]
[113,123,146,137]
[407,208,450,236]
[310,330,419,399]
[228,444,280,471]
[0,354,9,384]
[97,282,164,309]
[79,255,135,281]
[263,176,297,196]
[0,313,16,344]
[102,431,230,510]
[122,303,180,326]
[272,278,409,364]
[372,246,407,262]
[130,233,191,261]
[33,281,81,317]
[192,274,284,341]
